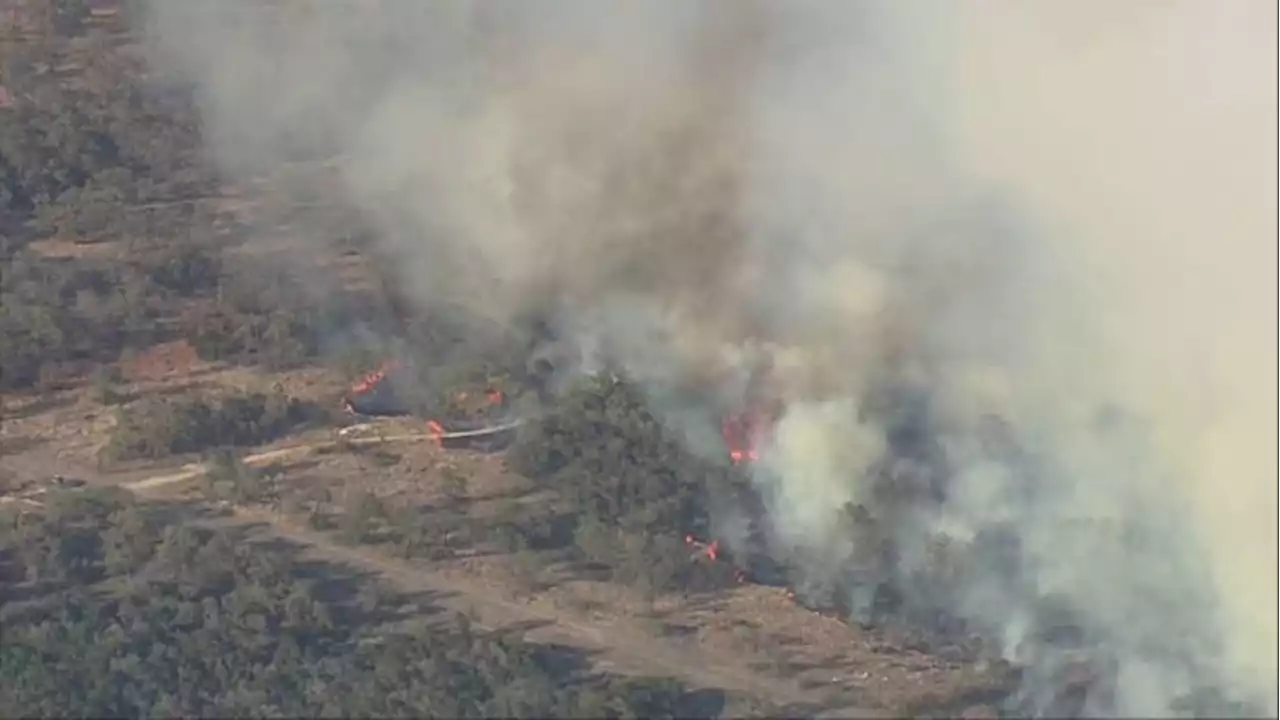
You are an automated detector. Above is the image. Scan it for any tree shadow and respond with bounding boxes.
[486,617,558,640]
[674,688,728,719]
[268,457,323,477]
[656,621,699,640]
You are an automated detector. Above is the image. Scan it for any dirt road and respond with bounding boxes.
[223,505,843,714]
[3,436,879,717]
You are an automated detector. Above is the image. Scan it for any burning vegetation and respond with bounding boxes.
[537,357,1248,718]
[720,410,770,466]
[5,1,1272,717]
[341,357,519,450]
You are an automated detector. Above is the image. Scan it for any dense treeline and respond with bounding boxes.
[504,374,741,596]
[0,490,704,718]
[510,374,713,534]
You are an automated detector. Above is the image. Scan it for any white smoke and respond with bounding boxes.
[140,1,1277,715]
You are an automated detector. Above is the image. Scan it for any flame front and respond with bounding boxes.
[426,419,445,445]
[347,360,399,398]
[722,408,773,465]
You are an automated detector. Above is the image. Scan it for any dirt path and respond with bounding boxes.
[107,432,437,494]
[221,505,840,713]
[3,438,877,716]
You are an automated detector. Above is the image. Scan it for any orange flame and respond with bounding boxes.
[486,389,504,405]
[685,533,726,565]
[723,405,775,466]
[426,419,445,446]
[349,360,400,397]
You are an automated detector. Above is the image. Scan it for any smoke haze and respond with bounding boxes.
[141,1,1277,716]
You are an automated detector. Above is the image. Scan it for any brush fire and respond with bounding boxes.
[721,356,786,466]
[685,534,749,584]
[721,411,767,465]
[338,354,1199,717]
[342,360,517,450]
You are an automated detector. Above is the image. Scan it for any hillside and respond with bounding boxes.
[0,3,1027,717]
[5,2,1270,718]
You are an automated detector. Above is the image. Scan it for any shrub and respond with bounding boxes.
[103,389,322,461]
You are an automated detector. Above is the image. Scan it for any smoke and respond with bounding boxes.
[140,0,1276,716]
[925,4,1277,714]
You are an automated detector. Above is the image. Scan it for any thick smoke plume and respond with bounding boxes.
[141,1,1277,716]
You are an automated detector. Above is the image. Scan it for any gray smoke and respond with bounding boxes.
[140,1,1277,716]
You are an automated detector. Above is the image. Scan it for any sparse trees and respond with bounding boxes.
[0,487,699,718]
